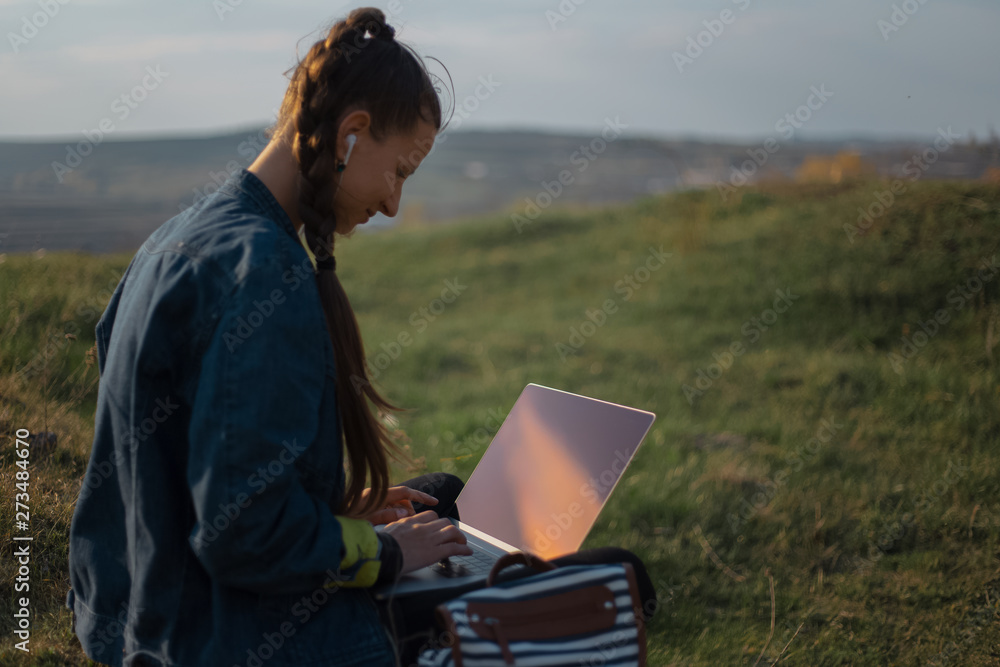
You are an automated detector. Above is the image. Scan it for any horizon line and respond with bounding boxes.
[0,123,992,147]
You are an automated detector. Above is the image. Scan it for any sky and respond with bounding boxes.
[1,0,998,144]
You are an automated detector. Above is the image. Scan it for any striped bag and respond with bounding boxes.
[417,553,647,667]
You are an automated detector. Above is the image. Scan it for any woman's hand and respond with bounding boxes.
[360,485,440,526]
[381,511,474,574]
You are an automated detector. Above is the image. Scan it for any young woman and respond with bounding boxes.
[67,8,655,666]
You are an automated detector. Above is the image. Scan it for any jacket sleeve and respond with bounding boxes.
[185,256,394,594]
[374,533,404,587]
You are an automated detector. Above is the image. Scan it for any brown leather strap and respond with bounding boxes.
[486,551,556,587]
[485,618,515,665]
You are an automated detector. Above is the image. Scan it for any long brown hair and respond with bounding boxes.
[269,7,446,518]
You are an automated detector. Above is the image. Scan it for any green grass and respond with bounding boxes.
[2,177,999,665]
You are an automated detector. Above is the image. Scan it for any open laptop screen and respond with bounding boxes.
[455,384,655,559]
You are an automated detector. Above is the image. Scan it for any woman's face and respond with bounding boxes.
[331,114,437,235]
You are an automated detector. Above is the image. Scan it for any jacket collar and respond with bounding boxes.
[223,168,300,244]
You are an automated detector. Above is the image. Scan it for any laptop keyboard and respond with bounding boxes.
[431,546,531,579]
[432,546,496,577]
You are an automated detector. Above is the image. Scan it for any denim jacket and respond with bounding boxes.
[67,168,402,667]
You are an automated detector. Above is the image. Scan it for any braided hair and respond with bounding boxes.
[269,7,446,518]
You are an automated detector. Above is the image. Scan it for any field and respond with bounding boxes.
[1,177,999,665]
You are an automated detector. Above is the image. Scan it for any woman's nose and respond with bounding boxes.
[381,188,403,218]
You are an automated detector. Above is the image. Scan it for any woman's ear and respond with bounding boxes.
[338,109,372,156]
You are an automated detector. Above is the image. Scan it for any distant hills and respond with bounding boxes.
[1,127,997,254]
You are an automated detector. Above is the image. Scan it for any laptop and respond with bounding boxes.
[371,383,656,600]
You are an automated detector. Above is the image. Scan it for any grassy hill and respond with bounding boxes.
[1,177,999,665]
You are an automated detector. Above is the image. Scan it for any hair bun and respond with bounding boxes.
[377,22,396,41]
[364,19,394,42]
[345,7,395,42]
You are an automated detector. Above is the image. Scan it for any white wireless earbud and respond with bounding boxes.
[344,134,357,165]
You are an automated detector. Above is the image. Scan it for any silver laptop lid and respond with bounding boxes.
[455,384,655,559]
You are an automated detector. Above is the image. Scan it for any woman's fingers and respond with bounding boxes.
[365,487,438,525]
[384,486,439,506]
[433,522,473,556]
[443,541,475,557]
[385,512,474,572]
[394,511,468,543]
[420,515,472,551]
[405,509,443,523]
[365,507,406,526]
[434,521,468,545]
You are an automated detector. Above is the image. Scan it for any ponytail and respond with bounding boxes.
[270,7,446,517]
